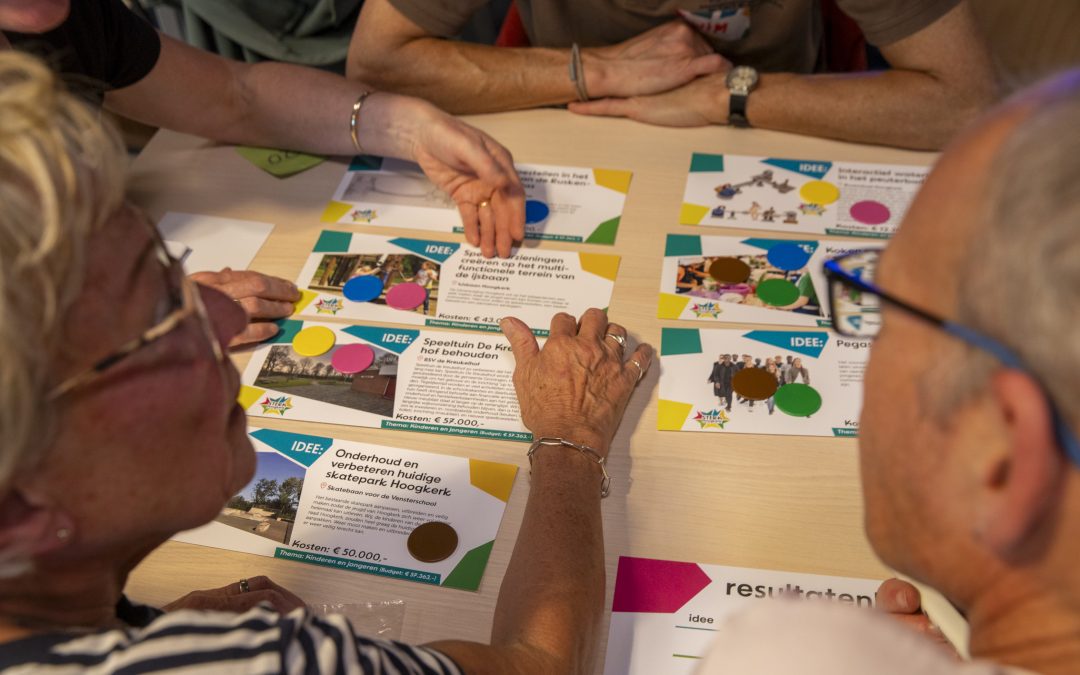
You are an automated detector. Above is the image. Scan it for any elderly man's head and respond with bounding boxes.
[860,71,1080,612]
[0,52,250,578]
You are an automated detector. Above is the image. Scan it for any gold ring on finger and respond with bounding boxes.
[478,200,491,209]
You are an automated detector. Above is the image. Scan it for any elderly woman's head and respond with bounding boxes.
[0,51,251,579]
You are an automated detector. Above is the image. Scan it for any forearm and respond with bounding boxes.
[220,62,430,159]
[742,69,997,150]
[490,449,606,671]
[429,447,606,674]
[352,39,579,114]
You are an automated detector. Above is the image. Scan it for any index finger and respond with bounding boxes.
[205,270,300,302]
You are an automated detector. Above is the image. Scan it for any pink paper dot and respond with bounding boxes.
[386,282,427,311]
[849,200,891,225]
[331,344,375,374]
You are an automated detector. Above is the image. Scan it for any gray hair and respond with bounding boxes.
[0,53,126,495]
[942,70,1080,434]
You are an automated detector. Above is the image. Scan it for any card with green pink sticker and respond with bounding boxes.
[679,153,928,238]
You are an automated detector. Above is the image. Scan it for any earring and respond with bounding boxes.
[56,528,71,541]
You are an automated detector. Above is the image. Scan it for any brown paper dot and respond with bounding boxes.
[709,257,751,284]
[407,521,459,563]
[732,367,780,401]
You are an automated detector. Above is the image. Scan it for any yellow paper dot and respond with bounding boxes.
[799,180,840,205]
[292,326,336,356]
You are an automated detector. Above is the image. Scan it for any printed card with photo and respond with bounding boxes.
[175,427,517,591]
[321,156,632,244]
[240,320,530,441]
[603,556,880,675]
[658,234,867,327]
[295,231,619,335]
[658,328,867,437]
[679,153,927,238]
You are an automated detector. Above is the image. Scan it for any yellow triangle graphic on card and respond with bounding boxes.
[294,289,318,313]
[592,168,633,194]
[321,200,353,223]
[238,386,266,411]
[469,459,518,503]
[657,293,690,319]
[578,253,621,282]
[679,203,710,225]
[658,399,694,430]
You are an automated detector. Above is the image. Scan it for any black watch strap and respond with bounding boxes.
[729,93,750,128]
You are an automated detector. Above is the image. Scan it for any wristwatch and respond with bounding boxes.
[726,65,759,128]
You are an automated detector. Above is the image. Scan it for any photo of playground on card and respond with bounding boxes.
[218,451,305,545]
[673,252,822,319]
[254,343,399,417]
[308,253,439,317]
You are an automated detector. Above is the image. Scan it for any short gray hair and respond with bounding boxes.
[0,52,126,492]
[942,70,1080,434]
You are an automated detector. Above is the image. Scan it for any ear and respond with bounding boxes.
[976,370,1063,557]
[0,489,75,558]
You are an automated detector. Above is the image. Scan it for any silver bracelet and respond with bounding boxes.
[527,436,610,498]
[349,90,373,154]
[568,43,590,102]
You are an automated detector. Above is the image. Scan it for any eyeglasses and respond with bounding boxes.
[824,249,1080,465]
[48,217,225,400]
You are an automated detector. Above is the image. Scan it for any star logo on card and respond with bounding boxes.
[690,302,723,318]
[260,395,293,416]
[694,409,729,429]
[314,297,343,315]
[350,208,377,223]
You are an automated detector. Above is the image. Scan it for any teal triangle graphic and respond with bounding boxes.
[349,155,385,171]
[742,330,829,358]
[250,428,334,468]
[761,158,833,180]
[661,328,703,356]
[313,230,353,253]
[269,318,304,344]
[665,234,703,257]
[689,153,725,173]
[387,237,460,263]
[341,325,419,354]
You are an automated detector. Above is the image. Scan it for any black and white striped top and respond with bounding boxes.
[0,597,462,674]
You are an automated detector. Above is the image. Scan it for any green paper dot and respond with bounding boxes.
[756,278,800,307]
[774,383,822,417]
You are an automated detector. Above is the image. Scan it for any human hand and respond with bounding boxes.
[501,309,653,454]
[876,578,958,656]
[585,20,728,100]
[408,103,526,259]
[570,71,731,127]
[188,268,300,347]
[163,575,306,614]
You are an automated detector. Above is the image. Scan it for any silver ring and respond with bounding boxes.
[239,578,250,593]
[630,359,645,382]
[605,333,626,347]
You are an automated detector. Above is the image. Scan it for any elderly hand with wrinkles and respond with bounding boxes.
[188,268,301,347]
[501,308,653,453]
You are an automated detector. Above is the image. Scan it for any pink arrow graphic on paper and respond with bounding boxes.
[611,556,712,614]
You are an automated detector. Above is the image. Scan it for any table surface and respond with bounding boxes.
[125,109,936,670]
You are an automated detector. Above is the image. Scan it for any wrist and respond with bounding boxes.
[579,47,612,99]
[356,92,428,161]
[531,428,610,457]
[712,85,731,125]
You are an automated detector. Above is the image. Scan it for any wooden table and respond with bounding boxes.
[124,110,936,669]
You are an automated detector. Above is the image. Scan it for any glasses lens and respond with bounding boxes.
[830,251,882,337]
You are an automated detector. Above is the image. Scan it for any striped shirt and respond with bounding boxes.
[0,597,462,674]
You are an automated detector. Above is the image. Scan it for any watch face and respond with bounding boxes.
[726,66,759,92]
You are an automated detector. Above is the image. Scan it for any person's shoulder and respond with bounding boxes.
[695,600,995,675]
